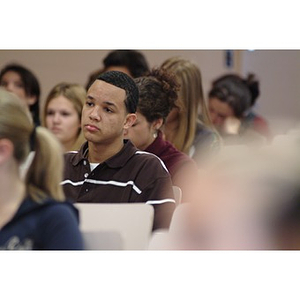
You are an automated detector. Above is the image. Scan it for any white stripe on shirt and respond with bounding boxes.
[135,150,169,173]
[61,178,142,194]
[146,199,176,205]
[61,179,85,186]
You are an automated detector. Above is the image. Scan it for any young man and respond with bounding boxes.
[62,71,175,230]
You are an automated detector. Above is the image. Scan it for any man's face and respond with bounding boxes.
[82,80,134,145]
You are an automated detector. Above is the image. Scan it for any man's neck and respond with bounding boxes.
[87,140,124,163]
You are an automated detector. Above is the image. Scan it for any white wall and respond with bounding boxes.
[241,50,300,134]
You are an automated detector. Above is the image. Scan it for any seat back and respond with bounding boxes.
[148,203,192,250]
[172,185,182,206]
[82,230,123,250]
[75,203,154,250]
[169,203,192,234]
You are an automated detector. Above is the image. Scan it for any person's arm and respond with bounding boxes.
[143,177,176,231]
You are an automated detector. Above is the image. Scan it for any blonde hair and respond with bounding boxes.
[0,88,65,202]
[42,82,86,151]
[161,57,214,153]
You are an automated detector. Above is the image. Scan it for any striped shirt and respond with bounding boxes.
[62,140,176,230]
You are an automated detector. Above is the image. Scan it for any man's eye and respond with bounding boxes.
[86,101,94,107]
[104,107,113,113]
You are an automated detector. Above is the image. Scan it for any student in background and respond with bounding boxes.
[62,71,175,231]
[0,88,83,250]
[124,68,199,203]
[42,82,86,152]
[0,63,41,126]
[208,73,266,145]
[86,50,150,89]
[160,57,221,165]
[211,73,272,140]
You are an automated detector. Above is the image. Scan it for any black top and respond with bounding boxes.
[0,196,83,250]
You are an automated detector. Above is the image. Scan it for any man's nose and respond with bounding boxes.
[89,107,101,121]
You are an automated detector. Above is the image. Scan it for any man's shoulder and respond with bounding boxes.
[64,150,80,163]
[64,142,88,165]
[131,150,169,173]
[64,150,80,158]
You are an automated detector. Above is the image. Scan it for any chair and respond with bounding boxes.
[81,230,123,250]
[147,229,172,250]
[75,203,154,250]
[172,185,182,206]
[147,203,192,250]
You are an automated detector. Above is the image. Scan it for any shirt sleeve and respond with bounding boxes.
[138,171,176,231]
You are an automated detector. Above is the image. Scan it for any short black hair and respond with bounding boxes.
[103,50,150,78]
[97,71,139,113]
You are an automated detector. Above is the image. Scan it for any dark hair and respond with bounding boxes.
[103,50,150,78]
[134,68,179,123]
[213,73,260,107]
[0,63,41,125]
[243,73,260,106]
[97,71,139,113]
[209,74,252,118]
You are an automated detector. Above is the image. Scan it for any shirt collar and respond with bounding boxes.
[71,141,89,166]
[71,140,137,168]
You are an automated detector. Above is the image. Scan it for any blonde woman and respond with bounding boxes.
[0,89,83,250]
[42,83,86,152]
[161,57,221,164]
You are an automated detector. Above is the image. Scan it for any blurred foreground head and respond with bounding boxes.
[170,136,300,250]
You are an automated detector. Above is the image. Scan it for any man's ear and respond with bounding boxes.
[124,113,137,129]
[0,139,14,165]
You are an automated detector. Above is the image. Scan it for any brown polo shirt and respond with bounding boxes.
[62,140,176,230]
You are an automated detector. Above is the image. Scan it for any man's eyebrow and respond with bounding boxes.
[86,96,117,108]
[87,95,95,100]
[103,101,117,108]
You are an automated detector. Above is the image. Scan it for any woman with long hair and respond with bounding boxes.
[0,89,83,250]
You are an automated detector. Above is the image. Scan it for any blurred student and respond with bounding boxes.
[161,57,221,164]
[0,88,83,250]
[62,71,176,231]
[0,63,41,126]
[150,139,300,250]
[42,83,86,152]
[86,50,150,89]
[211,73,271,139]
[124,68,198,203]
[208,73,265,145]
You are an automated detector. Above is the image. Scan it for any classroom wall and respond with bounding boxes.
[0,49,299,135]
[240,50,300,134]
